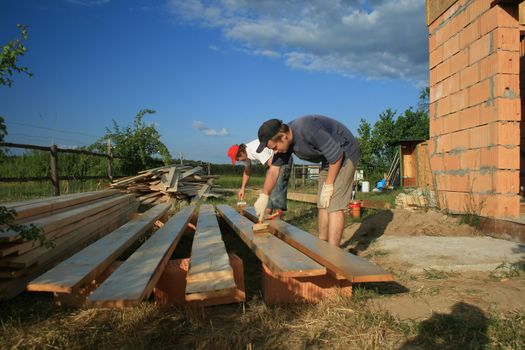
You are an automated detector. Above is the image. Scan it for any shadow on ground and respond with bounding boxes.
[399,302,489,350]
[341,210,394,254]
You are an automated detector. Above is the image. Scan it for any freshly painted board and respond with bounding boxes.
[216,205,326,278]
[243,207,394,283]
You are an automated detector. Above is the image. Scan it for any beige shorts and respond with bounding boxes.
[317,159,356,213]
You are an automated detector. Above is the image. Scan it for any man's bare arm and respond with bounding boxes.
[262,164,280,195]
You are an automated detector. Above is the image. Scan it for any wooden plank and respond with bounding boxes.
[0,206,135,301]
[160,167,175,189]
[216,205,326,278]
[185,205,235,298]
[243,207,394,283]
[169,169,180,191]
[141,195,163,206]
[27,203,171,293]
[426,0,457,26]
[0,200,133,258]
[137,164,186,174]
[0,198,138,269]
[360,200,392,210]
[110,172,151,187]
[0,198,135,257]
[10,190,122,224]
[287,192,316,204]
[198,179,213,197]
[86,205,196,307]
[179,166,202,180]
[0,194,130,243]
[2,189,119,215]
[0,267,26,279]
[137,192,161,202]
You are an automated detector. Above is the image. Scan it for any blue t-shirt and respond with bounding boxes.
[272,115,361,167]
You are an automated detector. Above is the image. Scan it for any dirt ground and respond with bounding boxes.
[339,208,525,321]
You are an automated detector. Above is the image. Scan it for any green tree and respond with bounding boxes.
[94,109,172,174]
[356,118,377,181]
[357,89,430,184]
[418,87,430,114]
[371,108,397,174]
[0,24,32,87]
[395,107,429,141]
[0,25,52,247]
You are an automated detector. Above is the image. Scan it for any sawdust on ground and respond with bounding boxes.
[339,208,525,321]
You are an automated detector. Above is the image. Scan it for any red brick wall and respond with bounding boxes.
[428,0,520,218]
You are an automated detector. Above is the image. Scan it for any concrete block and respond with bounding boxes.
[468,79,491,106]
[261,264,352,304]
[469,170,493,192]
[430,44,444,69]
[450,49,469,74]
[443,34,461,59]
[153,254,246,307]
[493,170,520,194]
[469,124,491,149]
[459,19,481,49]
[460,62,480,89]
[492,27,519,51]
[469,33,492,65]
[459,104,481,129]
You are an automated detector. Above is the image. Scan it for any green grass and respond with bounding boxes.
[214,176,265,189]
[489,262,524,280]
[423,268,457,280]
[356,188,403,207]
[0,180,111,203]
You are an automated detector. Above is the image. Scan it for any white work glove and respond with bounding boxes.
[254,193,269,219]
[319,183,334,208]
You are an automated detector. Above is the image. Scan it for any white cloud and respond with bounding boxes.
[193,121,229,136]
[67,0,110,6]
[166,0,428,85]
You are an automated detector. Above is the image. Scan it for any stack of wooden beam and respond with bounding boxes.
[109,165,219,204]
[0,190,139,300]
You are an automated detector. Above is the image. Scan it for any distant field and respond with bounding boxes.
[0,180,110,203]
[213,175,264,188]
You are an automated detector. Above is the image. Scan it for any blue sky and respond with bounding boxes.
[0,0,428,164]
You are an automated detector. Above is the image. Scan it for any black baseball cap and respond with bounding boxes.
[256,119,282,153]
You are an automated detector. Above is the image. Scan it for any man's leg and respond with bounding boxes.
[327,210,345,245]
[318,208,329,241]
[268,161,291,217]
[322,159,355,246]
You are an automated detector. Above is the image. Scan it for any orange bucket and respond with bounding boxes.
[348,200,361,219]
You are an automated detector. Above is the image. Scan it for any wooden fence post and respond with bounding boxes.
[301,164,305,187]
[292,165,296,190]
[107,139,114,180]
[50,144,60,196]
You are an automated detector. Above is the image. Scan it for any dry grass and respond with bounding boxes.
[0,293,412,349]
[0,186,523,349]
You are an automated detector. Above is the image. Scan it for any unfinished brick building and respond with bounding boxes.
[426,0,523,218]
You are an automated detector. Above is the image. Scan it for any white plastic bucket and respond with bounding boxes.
[361,181,370,193]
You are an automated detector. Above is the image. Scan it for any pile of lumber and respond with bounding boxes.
[23,203,394,308]
[109,165,219,204]
[0,190,139,300]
